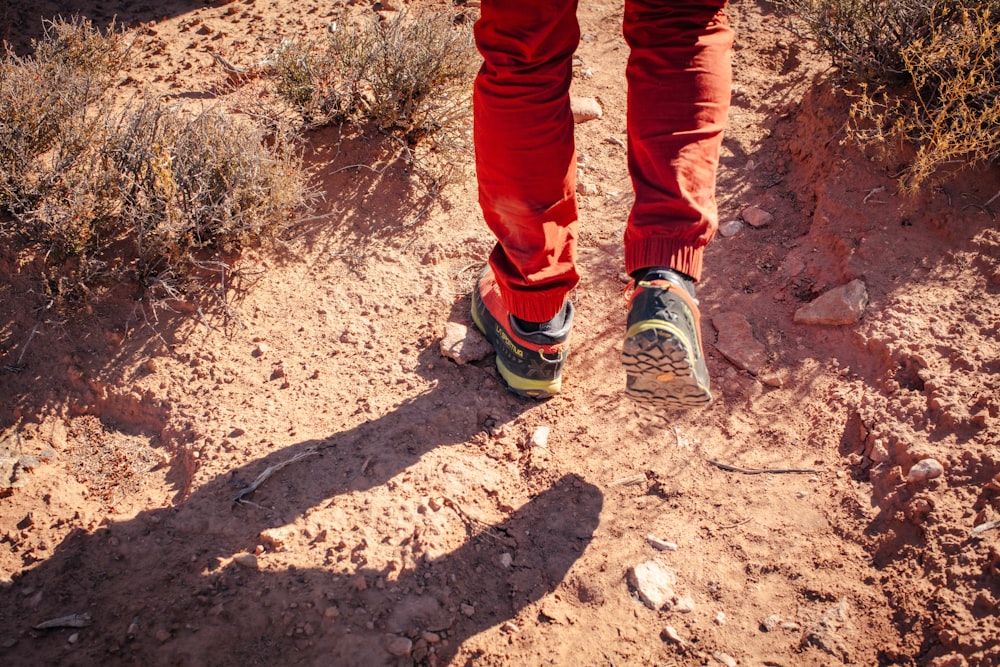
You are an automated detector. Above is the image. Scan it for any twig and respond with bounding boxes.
[34,613,91,630]
[971,520,1000,538]
[441,496,514,546]
[863,186,888,204]
[610,473,648,487]
[234,447,322,503]
[984,188,1000,208]
[707,459,818,475]
[716,518,751,530]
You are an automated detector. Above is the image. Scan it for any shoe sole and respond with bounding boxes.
[622,326,712,409]
[471,279,562,399]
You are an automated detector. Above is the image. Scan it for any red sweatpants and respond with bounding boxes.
[474,0,733,322]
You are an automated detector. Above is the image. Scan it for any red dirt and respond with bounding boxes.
[2,1,999,665]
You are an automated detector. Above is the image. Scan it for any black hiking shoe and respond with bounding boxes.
[622,269,712,409]
[471,266,572,398]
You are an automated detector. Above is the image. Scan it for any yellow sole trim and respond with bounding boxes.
[624,319,691,348]
[496,358,561,396]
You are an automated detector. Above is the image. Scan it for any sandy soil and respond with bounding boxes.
[2,0,1000,665]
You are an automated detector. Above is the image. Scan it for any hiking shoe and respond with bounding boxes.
[471,267,572,398]
[622,270,712,409]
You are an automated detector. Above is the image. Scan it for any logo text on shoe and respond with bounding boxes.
[494,325,524,358]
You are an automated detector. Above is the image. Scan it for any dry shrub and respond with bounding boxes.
[0,16,127,210]
[781,0,1000,192]
[266,8,476,177]
[0,18,311,306]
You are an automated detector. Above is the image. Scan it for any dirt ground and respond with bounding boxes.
[2,0,1000,665]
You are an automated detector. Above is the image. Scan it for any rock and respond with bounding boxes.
[385,634,413,657]
[439,322,492,365]
[233,553,258,569]
[260,526,297,551]
[571,96,603,123]
[577,181,599,196]
[421,631,440,644]
[500,621,519,633]
[906,458,944,483]
[741,205,774,228]
[802,599,852,661]
[253,342,269,357]
[713,312,767,375]
[155,629,172,643]
[461,603,475,617]
[627,560,677,610]
[713,652,738,667]
[761,614,782,632]
[673,596,695,613]
[324,606,340,619]
[715,611,726,625]
[794,279,869,325]
[662,625,685,645]
[529,426,550,448]
[646,535,678,551]
[718,220,744,237]
[499,552,513,568]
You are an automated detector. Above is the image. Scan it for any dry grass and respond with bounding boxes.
[264,8,477,184]
[0,18,311,307]
[782,0,1000,192]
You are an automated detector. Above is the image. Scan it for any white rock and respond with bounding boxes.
[499,552,513,568]
[662,625,685,645]
[713,651,738,667]
[646,535,678,551]
[715,611,727,625]
[439,322,493,364]
[906,458,944,483]
[674,596,695,613]
[627,560,677,610]
[718,220,744,237]
[571,96,603,123]
[761,614,782,632]
[530,426,550,448]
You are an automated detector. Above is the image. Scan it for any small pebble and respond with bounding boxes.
[713,651,738,667]
[233,553,258,569]
[646,535,678,551]
[715,611,727,625]
[718,220,744,237]
[461,603,475,617]
[501,621,520,633]
[68,633,79,644]
[385,635,412,657]
[906,458,944,483]
[673,596,695,613]
[662,625,685,645]
[530,426,550,448]
[761,614,782,632]
[499,552,513,568]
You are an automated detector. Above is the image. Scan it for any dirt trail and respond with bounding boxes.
[2,1,999,665]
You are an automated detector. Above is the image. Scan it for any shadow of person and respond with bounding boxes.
[0,371,602,665]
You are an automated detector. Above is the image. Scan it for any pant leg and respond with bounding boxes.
[623,0,733,282]
[474,0,580,323]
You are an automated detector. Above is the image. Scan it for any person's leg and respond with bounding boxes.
[620,0,733,408]
[473,0,581,324]
[623,0,733,281]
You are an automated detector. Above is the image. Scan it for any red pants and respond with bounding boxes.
[474,0,733,322]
